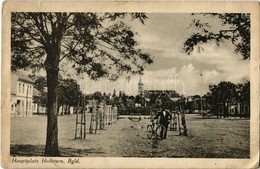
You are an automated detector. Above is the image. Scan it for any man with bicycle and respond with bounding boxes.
[154,106,172,139]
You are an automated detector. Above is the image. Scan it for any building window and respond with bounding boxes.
[18,83,21,93]
[27,85,29,95]
[22,100,24,111]
[22,84,25,94]
[33,103,36,111]
[11,104,14,111]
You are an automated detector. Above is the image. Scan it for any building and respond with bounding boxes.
[144,90,181,100]
[228,102,250,117]
[11,72,34,117]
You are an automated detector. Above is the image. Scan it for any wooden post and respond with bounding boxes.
[89,98,94,134]
[102,103,105,129]
[74,96,80,139]
[83,95,86,139]
[181,113,188,136]
[95,104,98,134]
[177,112,181,136]
[80,97,83,139]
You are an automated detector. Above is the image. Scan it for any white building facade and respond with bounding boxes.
[11,72,34,117]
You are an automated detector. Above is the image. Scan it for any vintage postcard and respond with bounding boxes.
[1,1,259,168]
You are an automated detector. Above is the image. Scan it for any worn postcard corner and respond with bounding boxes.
[1,1,260,169]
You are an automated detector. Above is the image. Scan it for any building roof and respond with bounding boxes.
[144,90,181,98]
[170,97,181,101]
[11,71,35,95]
[33,88,41,97]
[17,72,34,84]
[12,72,34,84]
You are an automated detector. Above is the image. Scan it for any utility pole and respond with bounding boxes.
[200,74,203,115]
[25,85,29,116]
[126,72,131,95]
[174,74,178,91]
[138,75,144,97]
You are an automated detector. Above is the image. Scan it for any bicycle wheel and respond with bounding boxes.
[155,125,166,139]
[146,125,153,139]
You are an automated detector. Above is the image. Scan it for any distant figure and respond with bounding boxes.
[154,108,172,139]
[171,112,177,131]
[155,98,162,108]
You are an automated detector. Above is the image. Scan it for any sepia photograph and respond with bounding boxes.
[1,1,259,169]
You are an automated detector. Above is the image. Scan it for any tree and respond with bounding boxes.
[148,92,159,106]
[183,13,250,60]
[58,78,82,114]
[121,93,128,107]
[185,100,199,112]
[33,76,47,107]
[236,79,250,117]
[206,81,236,118]
[11,12,153,156]
[134,95,142,105]
[93,91,103,103]
[112,89,117,98]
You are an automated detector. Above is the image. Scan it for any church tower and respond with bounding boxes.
[138,76,144,96]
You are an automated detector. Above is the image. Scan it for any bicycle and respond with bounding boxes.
[146,121,166,147]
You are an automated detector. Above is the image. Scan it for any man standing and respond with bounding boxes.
[154,108,172,139]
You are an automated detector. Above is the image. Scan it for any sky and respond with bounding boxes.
[30,13,249,97]
[76,13,249,96]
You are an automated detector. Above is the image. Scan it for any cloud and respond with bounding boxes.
[72,14,249,97]
[76,42,249,97]
[189,42,250,82]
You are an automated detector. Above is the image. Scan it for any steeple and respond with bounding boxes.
[138,76,144,96]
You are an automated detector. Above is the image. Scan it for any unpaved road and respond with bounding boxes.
[11,114,249,158]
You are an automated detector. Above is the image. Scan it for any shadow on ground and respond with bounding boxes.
[10,144,105,157]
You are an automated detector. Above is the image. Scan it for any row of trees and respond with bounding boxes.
[11,12,250,156]
[12,12,153,156]
[205,80,250,118]
[182,80,250,118]
[32,76,82,115]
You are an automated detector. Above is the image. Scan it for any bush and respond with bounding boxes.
[118,106,152,115]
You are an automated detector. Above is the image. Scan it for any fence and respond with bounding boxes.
[104,105,118,125]
[88,102,118,134]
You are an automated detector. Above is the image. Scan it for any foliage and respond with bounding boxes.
[207,81,237,104]
[93,91,103,102]
[184,100,198,111]
[11,12,153,156]
[120,93,128,107]
[204,80,250,117]
[236,79,250,103]
[11,12,153,78]
[33,76,82,107]
[58,78,82,107]
[148,92,159,106]
[183,13,250,60]
[33,76,47,105]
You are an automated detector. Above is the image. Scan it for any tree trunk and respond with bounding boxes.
[44,45,61,156]
[67,105,70,114]
[61,105,64,115]
[65,105,68,115]
[216,104,219,118]
[223,102,227,118]
[37,103,39,115]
